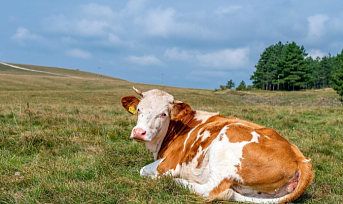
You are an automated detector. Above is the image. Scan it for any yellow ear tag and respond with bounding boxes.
[129,106,136,114]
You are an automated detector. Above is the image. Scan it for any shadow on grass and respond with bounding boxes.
[292,192,314,203]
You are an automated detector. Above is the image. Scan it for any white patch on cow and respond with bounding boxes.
[175,127,263,197]
[183,111,216,152]
[190,127,203,149]
[302,158,311,162]
[183,124,201,152]
[194,110,218,122]
[180,146,210,184]
[189,128,211,149]
[208,128,261,183]
[140,158,164,178]
[163,163,182,177]
[250,131,260,143]
[172,163,182,175]
[231,191,283,203]
[264,135,271,139]
[200,130,211,142]
[209,126,243,182]
[230,122,247,126]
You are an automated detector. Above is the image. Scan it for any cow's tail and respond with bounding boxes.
[279,157,314,203]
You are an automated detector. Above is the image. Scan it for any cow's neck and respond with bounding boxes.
[145,133,167,160]
[157,110,198,159]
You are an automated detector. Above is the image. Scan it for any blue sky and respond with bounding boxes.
[1,0,343,89]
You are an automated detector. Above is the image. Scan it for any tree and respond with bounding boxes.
[251,42,284,90]
[236,80,246,91]
[251,41,335,91]
[331,50,343,102]
[280,42,307,90]
[226,80,235,89]
[304,56,320,89]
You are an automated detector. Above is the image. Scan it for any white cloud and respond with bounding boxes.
[124,0,147,15]
[190,70,230,78]
[104,33,135,48]
[214,6,242,15]
[79,3,116,19]
[307,14,329,38]
[330,16,343,34]
[126,55,163,66]
[66,49,92,59]
[308,49,326,59]
[196,48,250,68]
[44,3,121,38]
[164,47,198,61]
[134,7,176,37]
[164,47,250,69]
[45,14,120,37]
[134,7,201,38]
[11,27,42,45]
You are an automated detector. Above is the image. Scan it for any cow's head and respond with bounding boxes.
[121,87,192,152]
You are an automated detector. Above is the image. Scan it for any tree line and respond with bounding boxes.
[250,41,343,94]
[217,41,343,101]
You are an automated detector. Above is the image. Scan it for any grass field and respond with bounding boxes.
[1,63,342,203]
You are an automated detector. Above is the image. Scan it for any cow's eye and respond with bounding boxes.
[161,113,167,117]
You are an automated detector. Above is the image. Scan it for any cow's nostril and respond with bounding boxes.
[133,128,147,137]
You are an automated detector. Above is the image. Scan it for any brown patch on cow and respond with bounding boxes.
[225,124,253,143]
[157,110,224,172]
[209,178,233,196]
[121,96,140,115]
[219,133,224,141]
[171,102,194,122]
[181,121,230,166]
[237,128,299,193]
[196,151,206,169]
[157,114,201,173]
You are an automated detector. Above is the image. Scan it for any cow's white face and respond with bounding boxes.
[132,89,173,143]
[121,88,189,156]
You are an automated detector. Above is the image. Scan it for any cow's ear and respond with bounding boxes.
[121,96,140,115]
[171,102,192,121]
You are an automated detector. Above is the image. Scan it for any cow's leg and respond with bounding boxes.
[139,159,163,178]
[175,177,234,200]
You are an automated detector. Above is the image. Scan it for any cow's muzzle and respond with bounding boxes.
[132,128,147,142]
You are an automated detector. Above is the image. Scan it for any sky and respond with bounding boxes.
[1,0,343,89]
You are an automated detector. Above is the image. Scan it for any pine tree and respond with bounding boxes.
[304,56,316,89]
[236,80,246,91]
[226,80,235,89]
[251,42,284,90]
[331,50,343,102]
[280,42,307,90]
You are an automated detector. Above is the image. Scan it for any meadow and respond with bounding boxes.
[0,63,342,203]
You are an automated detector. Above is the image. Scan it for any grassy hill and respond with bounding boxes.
[0,63,342,203]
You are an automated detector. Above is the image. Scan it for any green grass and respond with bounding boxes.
[1,63,343,203]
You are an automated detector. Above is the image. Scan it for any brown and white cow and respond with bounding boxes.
[121,87,314,203]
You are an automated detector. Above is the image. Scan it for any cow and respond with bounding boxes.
[121,87,314,203]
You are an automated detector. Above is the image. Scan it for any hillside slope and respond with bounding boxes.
[0,62,129,91]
